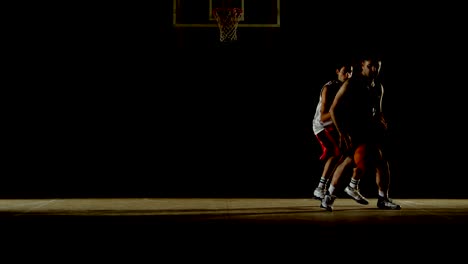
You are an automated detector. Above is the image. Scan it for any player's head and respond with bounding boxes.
[357,53,382,79]
[335,61,353,83]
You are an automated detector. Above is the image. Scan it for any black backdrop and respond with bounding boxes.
[4,1,467,198]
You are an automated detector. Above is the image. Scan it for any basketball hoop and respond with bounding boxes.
[212,8,243,43]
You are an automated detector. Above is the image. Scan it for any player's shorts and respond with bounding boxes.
[348,121,386,147]
[315,125,341,161]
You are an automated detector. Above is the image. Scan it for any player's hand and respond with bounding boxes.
[380,119,388,131]
[339,134,352,154]
[376,113,388,131]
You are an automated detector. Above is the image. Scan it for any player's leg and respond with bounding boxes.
[343,144,370,205]
[320,155,353,211]
[313,128,340,200]
[375,148,401,209]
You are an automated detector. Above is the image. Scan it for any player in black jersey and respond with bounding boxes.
[321,53,401,211]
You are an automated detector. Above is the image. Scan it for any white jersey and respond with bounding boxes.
[312,80,338,135]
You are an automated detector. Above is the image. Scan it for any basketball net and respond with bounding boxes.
[212,8,243,42]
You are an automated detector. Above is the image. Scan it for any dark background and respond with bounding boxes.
[4,1,467,198]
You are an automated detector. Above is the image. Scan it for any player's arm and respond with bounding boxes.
[379,84,384,113]
[376,83,388,130]
[330,80,351,150]
[319,85,332,123]
[330,80,349,134]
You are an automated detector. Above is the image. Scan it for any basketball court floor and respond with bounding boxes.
[2,197,467,261]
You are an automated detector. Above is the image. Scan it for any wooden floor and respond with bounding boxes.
[2,198,467,261]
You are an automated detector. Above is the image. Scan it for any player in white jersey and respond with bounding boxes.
[312,62,354,200]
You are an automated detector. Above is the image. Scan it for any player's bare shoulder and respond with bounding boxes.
[336,78,351,96]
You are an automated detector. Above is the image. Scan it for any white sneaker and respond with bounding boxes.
[377,196,401,210]
[313,187,325,200]
[344,186,369,205]
[320,193,336,211]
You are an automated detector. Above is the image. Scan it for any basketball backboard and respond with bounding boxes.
[173,0,280,27]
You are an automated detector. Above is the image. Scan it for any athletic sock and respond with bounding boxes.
[317,177,327,189]
[378,190,387,199]
[349,178,359,189]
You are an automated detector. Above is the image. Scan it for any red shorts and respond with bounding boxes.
[315,126,341,161]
